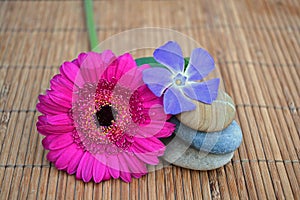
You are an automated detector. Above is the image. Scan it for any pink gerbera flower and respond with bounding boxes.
[36,50,175,182]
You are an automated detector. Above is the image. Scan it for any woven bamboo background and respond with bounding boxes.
[0,0,299,199]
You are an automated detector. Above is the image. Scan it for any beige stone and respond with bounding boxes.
[176,90,235,132]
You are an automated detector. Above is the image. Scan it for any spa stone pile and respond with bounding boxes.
[162,91,242,170]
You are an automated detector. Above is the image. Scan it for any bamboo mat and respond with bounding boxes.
[0,0,299,199]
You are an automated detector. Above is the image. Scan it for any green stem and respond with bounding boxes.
[135,57,191,70]
[84,0,99,52]
[135,57,157,66]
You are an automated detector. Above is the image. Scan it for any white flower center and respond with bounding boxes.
[173,73,187,86]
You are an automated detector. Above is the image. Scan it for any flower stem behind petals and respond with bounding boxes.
[84,0,100,52]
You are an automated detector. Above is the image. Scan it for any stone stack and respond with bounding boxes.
[162,91,243,170]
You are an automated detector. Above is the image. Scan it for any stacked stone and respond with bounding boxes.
[163,91,243,170]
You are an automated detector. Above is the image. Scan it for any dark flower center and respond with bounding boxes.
[72,80,146,154]
[95,105,117,127]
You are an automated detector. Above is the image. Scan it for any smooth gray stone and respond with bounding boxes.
[170,117,242,154]
[162,137,234,170]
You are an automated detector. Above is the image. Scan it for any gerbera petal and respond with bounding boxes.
[117,154,130,174]
[132,173,146,179]
[67,148,84,174]
[76,152,94,182]
[103,168,111,181]
[47,90,72,108]
[50,75,73,95]
[102,53,137,81]
[72,58,79,66]
[74,53,97,86]
[185,48,215,81]
[77,51,116,83]
[154,122,175,138]
[182,78,220,104]
[38,94,70,110]
[137,121,167,138]
[56,75,74,90]
[79,50,115,70]
[143,98,163,111]
[82,156,94,182]
[42,133,73,150]
[163,85,196,114]
[47,89,72,102]
[113,53,137,81]
[76,152,87,180]
[131,144,160,165]
[37,122,74,135]
[153,41,184,73]
[117,154,132,182]
[122,153,147,174]
[142,98,162,110]
[120,171,132,183]
[145,104,168,122]
[38,114,72,126]
[115,64,150,92]
[36,104,57,116]
[93,155,107,183]
[37,96,70,118]
[120,164,131,183]
[101,50,117,65]
[134,137,165,156]
[106,155,120,179]
[77,52,88,65]
[46,148,65,163]
[55,144,78,170]
[134,152,159,165]
[142,67,173,97]
[60,61,80,83]
[101,61,118,82]
[137,85,160,103]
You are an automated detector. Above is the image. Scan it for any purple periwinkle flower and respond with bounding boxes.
[143,41,220,115]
